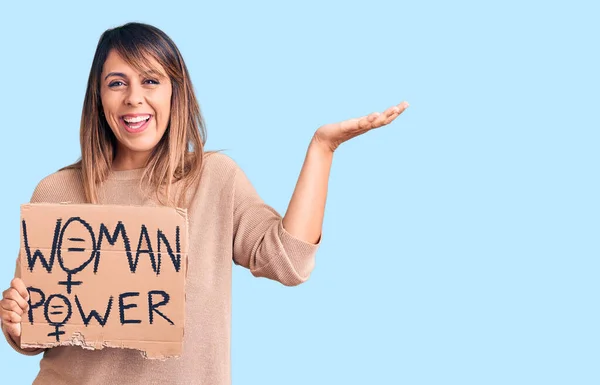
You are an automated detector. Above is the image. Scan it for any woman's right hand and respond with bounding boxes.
[1,278,29,343]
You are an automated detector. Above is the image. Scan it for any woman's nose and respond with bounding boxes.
[125,85,144,106]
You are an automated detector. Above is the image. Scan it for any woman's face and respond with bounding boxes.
[100,49,172,167]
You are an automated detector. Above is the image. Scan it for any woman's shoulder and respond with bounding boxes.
[37,165,83,186]
[30,165,84,203]
[201,151,243,178]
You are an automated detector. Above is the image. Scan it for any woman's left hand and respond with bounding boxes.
[313,101,409,152]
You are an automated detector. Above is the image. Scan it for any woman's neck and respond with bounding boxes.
[112,149,151,171]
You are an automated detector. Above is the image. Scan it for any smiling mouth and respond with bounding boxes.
[122,114,151,129]
[120,114,153,133]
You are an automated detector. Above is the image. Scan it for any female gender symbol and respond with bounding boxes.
[44,294,73,341]
[56,217,98,294]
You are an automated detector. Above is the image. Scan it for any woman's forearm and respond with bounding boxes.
[281,102,408,244]
[282,135,334,244]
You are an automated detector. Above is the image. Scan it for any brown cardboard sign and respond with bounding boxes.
[18,203,188,359]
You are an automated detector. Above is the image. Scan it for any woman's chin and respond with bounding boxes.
[122,136,162,154]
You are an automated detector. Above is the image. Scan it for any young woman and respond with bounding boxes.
[0,22,408,384]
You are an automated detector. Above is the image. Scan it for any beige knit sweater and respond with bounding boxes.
[2,152,320,385]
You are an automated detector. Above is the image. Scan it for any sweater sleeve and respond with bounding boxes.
[1,253,45,356]
[231,165,321,286]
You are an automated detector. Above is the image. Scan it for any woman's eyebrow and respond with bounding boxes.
[141,69,166,78]
[104,72,127,80]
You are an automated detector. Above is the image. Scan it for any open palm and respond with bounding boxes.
[314,102,409,152]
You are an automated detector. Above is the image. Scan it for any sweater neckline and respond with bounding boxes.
[107,167,145,180]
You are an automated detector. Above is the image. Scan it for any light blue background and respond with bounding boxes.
[0,1,598,384]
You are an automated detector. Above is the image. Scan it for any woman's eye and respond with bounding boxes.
[144,79,159,85]
[108,80,124,87]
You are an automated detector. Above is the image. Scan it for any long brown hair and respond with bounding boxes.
[63,22,212,207]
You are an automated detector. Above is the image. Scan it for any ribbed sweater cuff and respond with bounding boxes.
[277,221,320,280]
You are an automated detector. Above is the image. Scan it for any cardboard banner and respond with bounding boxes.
[18,203,188,359]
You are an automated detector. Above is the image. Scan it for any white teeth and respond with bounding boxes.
[123,115,150,123]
